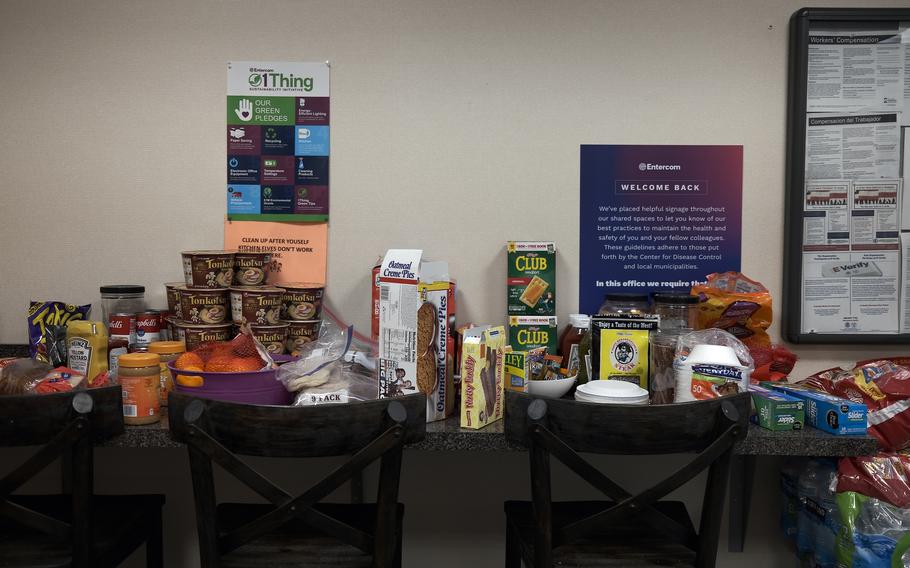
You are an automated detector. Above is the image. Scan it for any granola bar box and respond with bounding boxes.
[507,241,556,316]
[459,325,506,429]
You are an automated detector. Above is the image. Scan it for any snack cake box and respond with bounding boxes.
[503,348,530,393]
[763,382,867,436]
[460,325,506,429]
[508,316,558,354]
[507,241,556,316]
[377,250,455,422]
[749,384,804,431]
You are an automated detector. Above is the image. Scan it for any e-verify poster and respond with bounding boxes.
[227,61,330,222]
[579,145,743,314]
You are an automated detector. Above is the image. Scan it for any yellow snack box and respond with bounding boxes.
[459,325,506,429]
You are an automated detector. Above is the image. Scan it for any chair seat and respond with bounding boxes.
[217,502,401,568]
[505,500,697,568]
[0,494,165,568]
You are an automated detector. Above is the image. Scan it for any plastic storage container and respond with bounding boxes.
[652,291,698,330]
[597,293,649,316]
[100,285,146,324]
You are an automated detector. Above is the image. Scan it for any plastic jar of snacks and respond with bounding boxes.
[99,285,146,324]
[652,292,698,330]
[117,353,161,425]
[598,292,650,316]
[148,341,185,407]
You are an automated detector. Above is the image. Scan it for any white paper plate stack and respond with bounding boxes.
[574,379,649,405]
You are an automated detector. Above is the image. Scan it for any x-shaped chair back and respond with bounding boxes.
[0,386,124,568]
[168,392,426,568]
[504,390,750,568]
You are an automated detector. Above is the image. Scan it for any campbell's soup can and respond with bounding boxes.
[135,310,162,348]
[108,312,136,344]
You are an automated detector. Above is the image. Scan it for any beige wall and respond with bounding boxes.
[1,1,906,566]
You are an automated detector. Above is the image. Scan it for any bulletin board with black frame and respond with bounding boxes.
[783,7,910,344]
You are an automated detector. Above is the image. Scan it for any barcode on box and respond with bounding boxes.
[123,405,137,417]
[380,285,390,302]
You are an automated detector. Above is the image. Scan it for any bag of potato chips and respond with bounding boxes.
[691,272,772,348]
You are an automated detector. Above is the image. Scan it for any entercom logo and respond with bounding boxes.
[638,162,682,171]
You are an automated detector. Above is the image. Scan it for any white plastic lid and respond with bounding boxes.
[569,314,591,328]
[577,380,648,398]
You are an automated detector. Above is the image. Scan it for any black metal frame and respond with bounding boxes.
[783,7,910,344]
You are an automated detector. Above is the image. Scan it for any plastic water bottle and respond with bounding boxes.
[813,462,839,568]
[796,461,819,555]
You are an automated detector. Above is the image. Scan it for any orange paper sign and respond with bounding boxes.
[224,220,327,285]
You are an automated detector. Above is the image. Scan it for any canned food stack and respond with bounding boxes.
[168,250,325,356]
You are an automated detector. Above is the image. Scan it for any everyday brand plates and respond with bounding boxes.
[574,380,649,405]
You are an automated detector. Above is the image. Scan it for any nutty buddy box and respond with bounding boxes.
[460,325,506,429]
[377,250,455,422]
[507,241,556,316]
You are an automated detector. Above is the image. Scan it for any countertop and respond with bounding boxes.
[110,410,879,456]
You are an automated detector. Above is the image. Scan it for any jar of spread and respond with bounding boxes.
[148,341,185,407]
[117,353,161,425]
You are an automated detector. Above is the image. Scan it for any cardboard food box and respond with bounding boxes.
[764,382,867,436]
[503,349,530,392]
[507,241,556,316]
[459,325,506,429]
[750,384,804,431]
[508,316,558,354]
[377,250,455,422]
[590,314,659,389]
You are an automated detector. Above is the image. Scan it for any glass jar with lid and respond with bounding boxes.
[597,292,650,316]
[652,291,698,330]
[100,285,146,324]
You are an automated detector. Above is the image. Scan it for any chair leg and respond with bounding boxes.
[505,519,521,568]
[146,507,164,568]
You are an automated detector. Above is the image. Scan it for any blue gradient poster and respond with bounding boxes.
[579,145,743,314]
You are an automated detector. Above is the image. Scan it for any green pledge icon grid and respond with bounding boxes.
[227,61,330,222]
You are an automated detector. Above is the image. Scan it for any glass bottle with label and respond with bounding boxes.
[558,314,590,377]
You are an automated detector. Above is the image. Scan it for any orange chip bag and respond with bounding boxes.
[691,272,772,348]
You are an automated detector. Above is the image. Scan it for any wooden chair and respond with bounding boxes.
[168,392,426,568]
[0,386,165,567]
[504,390,750,568]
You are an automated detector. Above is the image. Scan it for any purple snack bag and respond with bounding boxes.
[27,301,92,359]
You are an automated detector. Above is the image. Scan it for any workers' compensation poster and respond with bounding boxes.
[578,145,743,314]
[227,61,330,221]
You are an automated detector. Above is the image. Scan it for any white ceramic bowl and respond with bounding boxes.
[528,375,577,399]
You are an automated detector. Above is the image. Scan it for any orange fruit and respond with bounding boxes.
[176,372,204,387]
[205,355,263,373]
[175,352,205,370]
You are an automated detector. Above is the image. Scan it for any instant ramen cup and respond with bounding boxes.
[182,250,235,288]
[164,282,184,320]
[178,287,229,324]
[229,286,285,325]
[172,321,233,352]
[250,323,289,355]
[233,252,272,286]
[285,319,321,356]
[280,283,324,321]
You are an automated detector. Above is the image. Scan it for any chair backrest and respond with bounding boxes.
[169,392,426,567]
[505,389,750,568]
[0,386,124,568]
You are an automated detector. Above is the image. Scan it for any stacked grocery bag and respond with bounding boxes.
[780,356,910,567]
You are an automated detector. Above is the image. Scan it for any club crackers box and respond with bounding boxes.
[750,385,804,431]
[508,316,558,354]
[507,241,556,316]
[763,382,867,436]
[460,325,506,429]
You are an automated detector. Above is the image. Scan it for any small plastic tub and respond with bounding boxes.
[182,250,235,288]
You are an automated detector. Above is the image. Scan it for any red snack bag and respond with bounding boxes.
[838,453,910,509]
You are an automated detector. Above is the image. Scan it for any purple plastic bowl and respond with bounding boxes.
[168,355,296,406]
